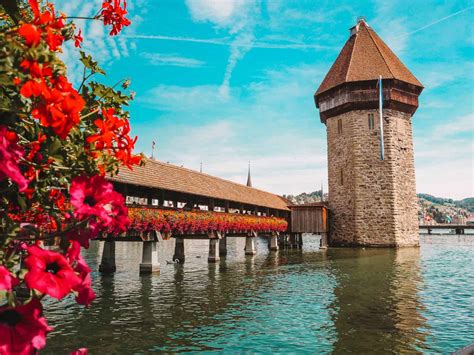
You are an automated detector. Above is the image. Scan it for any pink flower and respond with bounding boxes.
[67,242,96,306]
[0,299,52,354]
[24,245,82,299]
[0,125,29,192]
[74,273,95,306]
[0,266,19,291]
[71,348,88,355]
[70,175,129,230]
[66,226,99,249]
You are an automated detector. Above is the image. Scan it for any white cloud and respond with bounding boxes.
[185,0,247,28]
[185,0,260,99]
[142,53,204,68]
[54,0,143,86]
[414,114,474,199]
[139,84,230,112]
[432,114,474,137]
[219,32,253,98]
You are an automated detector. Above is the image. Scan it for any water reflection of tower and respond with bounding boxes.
[327,248,427,353]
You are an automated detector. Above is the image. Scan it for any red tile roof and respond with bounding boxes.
[109,158,290,211]
[316,20,423,96]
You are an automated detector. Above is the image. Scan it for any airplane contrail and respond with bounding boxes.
[406,5,474,36]
[125,34,335,50]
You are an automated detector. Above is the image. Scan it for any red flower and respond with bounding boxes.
[74,29,83,48]
[33,76,85,139]
[70,175,128,230]
[28,0,40,17]
[0,266,19,291]
[20,0,65,51]
[24,245,82,299]
[0,299,52,354]
[71,348,88,355]
[18,24,41,46]
[0,125,29,192]
[101,0,131,35]
[87,108,141,168]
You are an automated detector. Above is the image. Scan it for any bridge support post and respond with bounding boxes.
[139,241,160,275]
[173,237,185,263]
[320,232,328,249]
[208,238,220,263]
[289,233,297,249]
[99,240,116,273]
[219,235,227,257]
[269,232,279,251]
[245,232,257,255]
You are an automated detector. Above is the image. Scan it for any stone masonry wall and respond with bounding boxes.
[327,109,419,247]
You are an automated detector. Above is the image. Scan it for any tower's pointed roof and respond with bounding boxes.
[246,162,252,187]
[315,18,422,96]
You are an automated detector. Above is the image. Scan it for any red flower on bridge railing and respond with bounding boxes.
[128,207,288,235]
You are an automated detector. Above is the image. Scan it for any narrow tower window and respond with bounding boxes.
[368,113,375,130]
[337,119,343,134]
[340,168,344,185]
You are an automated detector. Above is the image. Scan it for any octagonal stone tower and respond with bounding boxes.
[314,18,423,247]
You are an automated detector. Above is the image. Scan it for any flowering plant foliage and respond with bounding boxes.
[128,207,289,235]
[0,0,140,353]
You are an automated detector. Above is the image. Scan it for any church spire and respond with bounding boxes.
[246,162,252,187]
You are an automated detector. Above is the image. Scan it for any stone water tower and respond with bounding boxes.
[314,18,423,247]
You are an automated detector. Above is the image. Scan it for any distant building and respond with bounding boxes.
[314,18,423,247]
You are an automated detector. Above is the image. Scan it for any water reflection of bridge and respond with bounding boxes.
[45,242,430,353]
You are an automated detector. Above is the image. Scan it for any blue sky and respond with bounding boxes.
[58,0,473,199]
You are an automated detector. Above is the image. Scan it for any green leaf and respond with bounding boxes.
[17,194,27,212]
[80,51,105,75]
[48,137,62,155]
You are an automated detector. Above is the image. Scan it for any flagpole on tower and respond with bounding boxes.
[378,75,385,161]
[151,140,156,160]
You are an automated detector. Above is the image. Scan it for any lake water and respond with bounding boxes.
[43,235,474,354]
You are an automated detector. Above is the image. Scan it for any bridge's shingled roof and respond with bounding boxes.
[315,20,422,96]
[110,158,290,211]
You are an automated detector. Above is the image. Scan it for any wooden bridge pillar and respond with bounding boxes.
[99,240,116,273]
[245,232,257,255]
[173,237,185,263]
[208,238,220,263]
[320,232,328,249]
[219,235,228,257]
[289,233,297,249]
[269,232,279,251]
[139,241,160,275]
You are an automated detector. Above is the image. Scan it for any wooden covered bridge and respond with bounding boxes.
[99,158,328,274]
